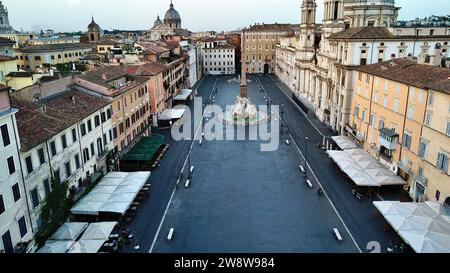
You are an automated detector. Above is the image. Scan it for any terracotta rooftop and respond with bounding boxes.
[11,89,111,152]
[328,27,395,40]
[75,65,148,96]
[0,56,15,62]
[246,23,297,32]
[125,62,167,76]
[18,43,94,53]
[354,58,450,94]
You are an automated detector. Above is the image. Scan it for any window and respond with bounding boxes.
[25,156,33,174]
[1,124,10,147]
[61,134,67,149]
[393,99,400,113]
[50,141,57,156]
[383,96,387,107]
[18,216,27,238]
[87,120,92,132]
[0,195,4,215]
[83,148,90,163]
[445,121,450,136]
[72,128,77,142]
[94,115,100,127]
[34,56,41,61]
[354,106,360,118]
[80,124,86,136]
[31,188,39,208]
[373,91,378,103]
[370,114,375,127]
[407,107,414,120]
[418,139,428,159]
[43,178,51,196]
[425,111,432,126]
[379,118,385,129]
[437,151,449,173]
[38,148,45,165]
[7,156,15,175]
[54,169,61,184]
[90,143,95,157]
[106,109,112,119]
[12,183,20,202]
[362,109,367,122]
[74,154,81,170]
[428,92,434,106]
[101,112,106,123]
[402,132,412,149]
[65,161,71,178]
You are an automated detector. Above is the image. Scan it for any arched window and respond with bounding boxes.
[90,33,95,41]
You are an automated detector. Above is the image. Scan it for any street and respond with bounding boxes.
[123,75,403,253]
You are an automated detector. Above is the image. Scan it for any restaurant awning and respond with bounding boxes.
[79,222,117,241]
[70,172,150,216]
[373,201,450,253]
[37,240,74,253]
[332,136,359,150]
[174,89,193,101]
[49,222,89,241]
[67,240,106,254]
[327,149,406,187]
[158,108,186,121]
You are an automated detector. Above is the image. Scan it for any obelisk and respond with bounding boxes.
[240,29,248,98]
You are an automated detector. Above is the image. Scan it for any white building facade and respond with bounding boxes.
[12,90,114,230]
[0,86,32,253]
[289,0,450,134]
[202,42,235,75]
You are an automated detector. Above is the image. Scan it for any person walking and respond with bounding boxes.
[317,188,324,196]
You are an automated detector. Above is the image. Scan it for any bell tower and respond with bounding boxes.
[298,0,317,61]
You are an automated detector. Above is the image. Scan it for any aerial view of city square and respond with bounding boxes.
[0,0,449,271]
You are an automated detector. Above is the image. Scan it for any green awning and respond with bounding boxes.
[122,136,165,161]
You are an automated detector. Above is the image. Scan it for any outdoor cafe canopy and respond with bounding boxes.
[327,149,406,187]
[331,136,358,150]
[158,108,186,121]
[374,201,450,253]
[174,89,193,101]
[70,172,150,216]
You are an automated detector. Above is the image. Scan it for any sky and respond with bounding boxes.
[3,0,449,33]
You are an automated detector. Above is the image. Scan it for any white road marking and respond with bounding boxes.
[149,78,219,253]
[260,77,363,253]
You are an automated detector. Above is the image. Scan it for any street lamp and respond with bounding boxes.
[304,136,309,178]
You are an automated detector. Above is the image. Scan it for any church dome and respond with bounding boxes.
[88,17,100,30]
[154,15,163,28]
[164,2,181,24]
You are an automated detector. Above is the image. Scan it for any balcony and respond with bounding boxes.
[378,128,399,151]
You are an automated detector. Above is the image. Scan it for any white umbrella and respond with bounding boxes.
[37,240,74,253]
[49,222,88,241]
[99,202,130,214]
[344,149,367,156]
[99,178,125,186]
[398,216,431,233]
[70,201,103,216]
[411,206,438,219]
[80,222,117,241]
[350,171,380,187]
[68,240,105,254]
[385,215,408,230]
[373,201,396,214]
[90,185,118,194]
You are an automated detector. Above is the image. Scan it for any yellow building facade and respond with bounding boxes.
[350,59,450,203]
[242,23,297,74]
[15,43,93,70]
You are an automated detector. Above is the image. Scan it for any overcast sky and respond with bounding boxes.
[3,0,449,33]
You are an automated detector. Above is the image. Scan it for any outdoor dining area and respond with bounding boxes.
[374,201,450,253]
[37,222,121,253]
[70,172,151,224]
[327,136,406,198]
